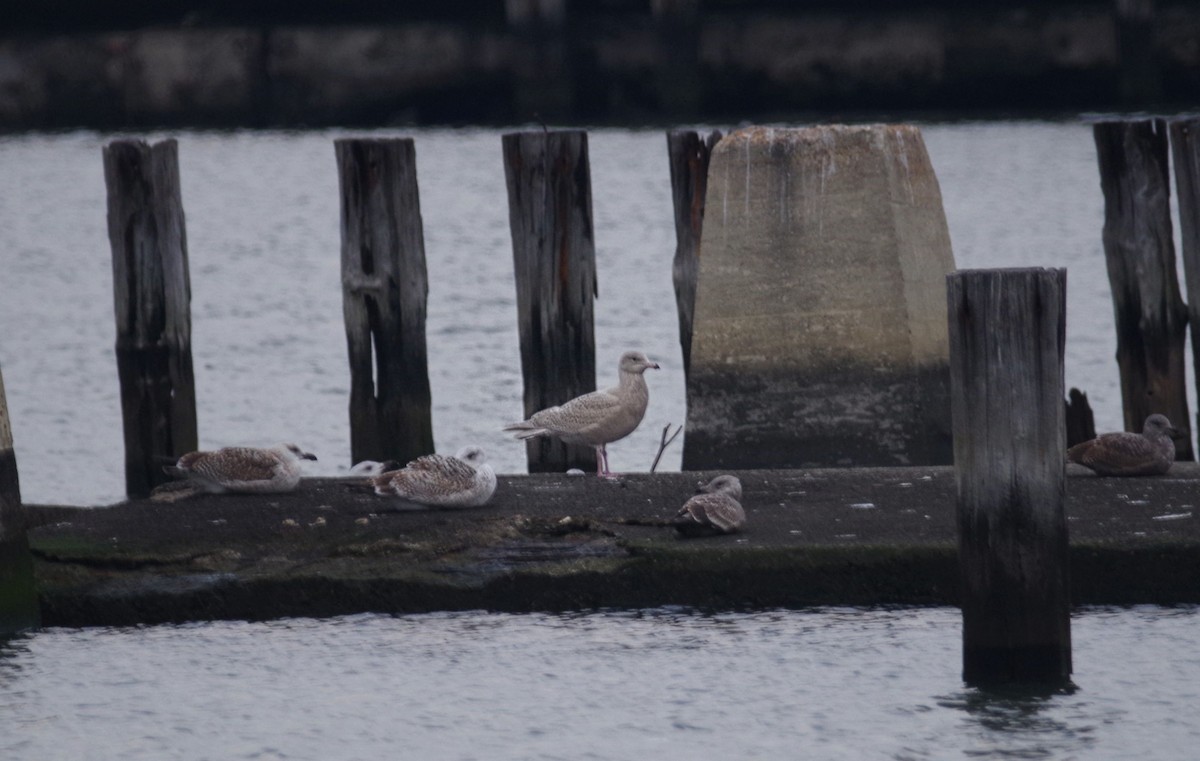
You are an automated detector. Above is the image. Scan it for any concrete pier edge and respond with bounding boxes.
[25,465,1200,627]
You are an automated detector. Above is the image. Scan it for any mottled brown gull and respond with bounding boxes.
[1067,413,1178,476]
[164,443,317,493]
[370,445,497,508]
[671,474,746,537]
[503,350,660,477]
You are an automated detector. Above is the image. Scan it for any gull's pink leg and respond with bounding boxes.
[598,444,619,478]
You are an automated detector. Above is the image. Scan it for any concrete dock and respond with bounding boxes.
[25,464,1200,627]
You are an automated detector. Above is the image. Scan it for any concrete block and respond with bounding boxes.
[683,124,956,469]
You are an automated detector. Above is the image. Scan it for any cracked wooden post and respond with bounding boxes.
[1093,119,1193,460]
[335,137,435,467]
[1169,117,1200,446]
[666,128,721,380]
[502,129,597,473]
[103,139,198,498]
[948,267,1071,686]
[0,362,39,634]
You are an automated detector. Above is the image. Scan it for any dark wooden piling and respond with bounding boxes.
[947,268,1071,686]
[502,129,597,473]
[666,128,722,380]
[1093,119,1193,460]
[1170,118,1200,442]
[103,139,198,498]
[0,364,39,633]
[335,138,435,467]
[1065,387,1096,448]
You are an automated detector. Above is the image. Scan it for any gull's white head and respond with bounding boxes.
[619,351,660,374]
[282,444,318,461]
[455,445,489,469]
[697,474,742,501]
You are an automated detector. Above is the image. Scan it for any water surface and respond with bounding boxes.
[3,606,1198,760]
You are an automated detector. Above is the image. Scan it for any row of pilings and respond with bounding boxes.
[4,119,1200,690]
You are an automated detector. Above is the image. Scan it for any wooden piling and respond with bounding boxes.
[666,128,721,380]
[0,363,38,633]
[1170,118,1200,442]
[335,138,435,467]
[502,129,597,473]
[1093,119,1193,460]
[947,268,1071,686]
[1065,387,1096,448]
[103,139,198,498]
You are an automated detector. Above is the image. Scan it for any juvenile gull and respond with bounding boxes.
[503,350,660,477]
[672,474,746,537]
[348,459,401,476]
[370,445,497,508]
[165,443,317,493]
[1067,413,1178,476]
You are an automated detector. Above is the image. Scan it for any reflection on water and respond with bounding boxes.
[0,606,1197,761]
[938,683,1095,760]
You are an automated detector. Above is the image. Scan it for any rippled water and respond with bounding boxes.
[0,121,1191,505]
[2,606,1198,760]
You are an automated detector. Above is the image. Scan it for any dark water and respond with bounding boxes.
[2,122,1187,507]
[2,606,1198,760]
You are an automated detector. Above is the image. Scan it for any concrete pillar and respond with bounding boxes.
[683,124,956,470]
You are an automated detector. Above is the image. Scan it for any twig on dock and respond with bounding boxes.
[650,424,682,473]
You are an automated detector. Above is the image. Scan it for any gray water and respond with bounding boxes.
[1,121,1187,507]
[3,606,1199,760]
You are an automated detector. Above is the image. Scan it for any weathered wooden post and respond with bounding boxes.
[666,128,721,380]
[948,268,1071,686]
[502,129,597,473]
[103,139,198,497]
[1065,388,1096,448]
[335,138,435,467]
[1170,118,1200,442]
[1093,119,1193,459]
[0,364,39,634]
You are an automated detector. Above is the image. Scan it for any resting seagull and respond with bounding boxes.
[165,443,317,493]
[370,445,497,508]
[1066,413,1178,476]
[672,474,746,537]
[503,350,660,477]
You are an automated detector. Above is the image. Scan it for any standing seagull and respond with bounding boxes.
[370,445,497,508]
[672,474,746,537]
[503,350,660,477]
[165,443,317,493]
[1066,413,1178,476]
